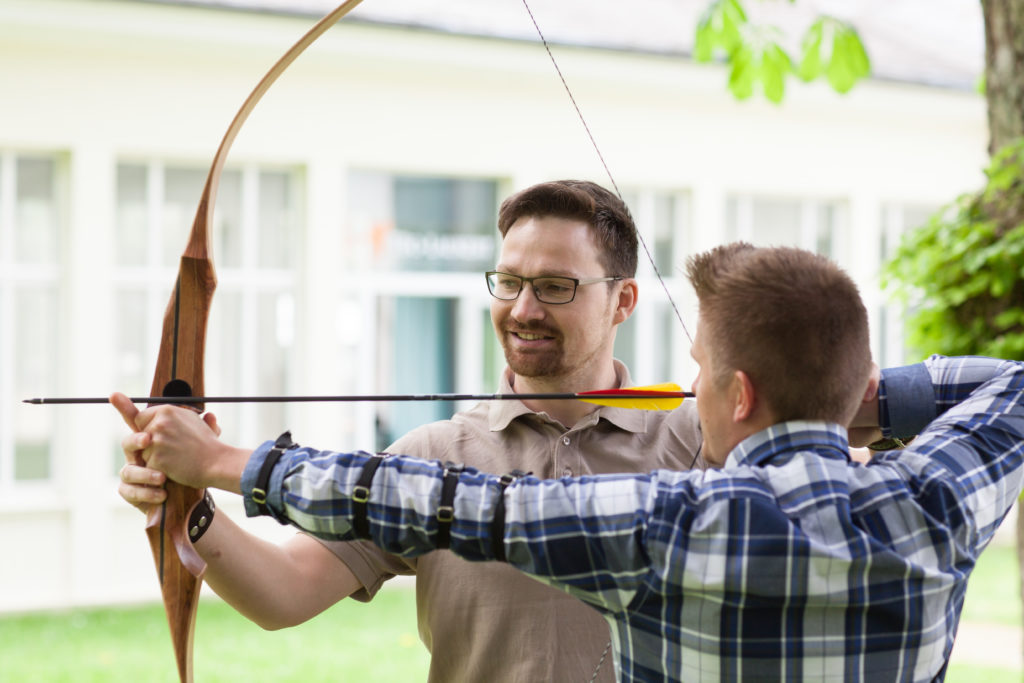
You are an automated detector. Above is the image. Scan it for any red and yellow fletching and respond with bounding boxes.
[577,383,692,410]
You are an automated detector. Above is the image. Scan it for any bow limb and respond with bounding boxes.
[141,2,366,680]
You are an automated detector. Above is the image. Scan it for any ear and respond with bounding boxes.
[862,362,880,403]
[612,278,639,325]
[731,369,757,422]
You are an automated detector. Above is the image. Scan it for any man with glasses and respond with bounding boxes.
[116,179,703,681]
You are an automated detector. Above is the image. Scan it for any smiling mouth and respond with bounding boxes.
[508,329,556,343]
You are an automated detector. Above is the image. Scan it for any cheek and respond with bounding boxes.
[692,369,709,401]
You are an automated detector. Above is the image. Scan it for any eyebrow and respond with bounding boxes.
[492,268,580,279]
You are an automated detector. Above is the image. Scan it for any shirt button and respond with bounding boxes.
[562,436,571,445]
[562,467,573,477]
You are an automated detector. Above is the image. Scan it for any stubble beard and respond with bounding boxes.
[501,335,566,378]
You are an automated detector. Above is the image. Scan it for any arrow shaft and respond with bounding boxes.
[26,391,694,405]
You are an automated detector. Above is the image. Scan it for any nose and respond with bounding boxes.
[510,284,546,323]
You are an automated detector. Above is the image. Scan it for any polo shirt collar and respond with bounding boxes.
[487,359,649,434]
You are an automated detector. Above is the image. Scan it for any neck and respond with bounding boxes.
[510,362,621,427]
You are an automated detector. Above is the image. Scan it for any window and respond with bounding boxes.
[617,189,691,385]
[113,162,300,462]
[0,153,63,484]
[726,196,848,265]
[348,172,497,272]
[348,172,500,447]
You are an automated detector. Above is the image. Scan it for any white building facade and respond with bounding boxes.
[0,0,986,611]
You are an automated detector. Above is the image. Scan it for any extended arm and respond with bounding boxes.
[124,397,659,615]
[234,442,659,613]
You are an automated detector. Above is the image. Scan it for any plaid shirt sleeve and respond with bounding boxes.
[241,355,1024,620]
[876,355,1024,548]
[239,439,658,612]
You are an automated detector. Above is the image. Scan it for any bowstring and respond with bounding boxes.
[518,0,693,346]
[520,0,703,502]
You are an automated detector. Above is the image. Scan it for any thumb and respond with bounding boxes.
[202,411,222,437]
[110,392,141,433]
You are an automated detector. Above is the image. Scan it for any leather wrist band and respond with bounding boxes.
[188,490,216,544]
[252,431,298,515]
[436,461,465,550]
[491,469,528,561]
[352,454,389,539]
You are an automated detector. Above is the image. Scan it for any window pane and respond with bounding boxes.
[653,194,677,274]
[902,206,934,233]
[347,170,393,271]
[816,204,835,258]
[211,288,242,404]
[390,177,497,272]
[376,296,455,448]
[207,289,242,444]
[258,171,294,269]
[215,170,243,268]
[727,197,843,260]
[482,307,500,393]
[14,287,56,480]
[654,304,674,383]
[116,164,148,266]
[162,168,207,267]
[15,429,51,480]
[613,313,636,376]
[255,291,292,431]
[112,287,149,476]
[15,157,58,265]
[750,199,801,246]
[113,289,150,395]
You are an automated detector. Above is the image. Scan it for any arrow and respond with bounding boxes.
[25,383,693,411]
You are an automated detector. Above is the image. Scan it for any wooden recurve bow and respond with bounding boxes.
[142,3,366,680]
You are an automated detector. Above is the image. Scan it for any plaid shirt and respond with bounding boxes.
[243,356,1024,682]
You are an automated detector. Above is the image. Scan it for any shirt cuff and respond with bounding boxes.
[879,362,936,438]
[241,439,285,519]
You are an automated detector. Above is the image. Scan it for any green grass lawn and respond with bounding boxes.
[0,544,1020,681]
[0,585,428,682]
[959,541,1022,627]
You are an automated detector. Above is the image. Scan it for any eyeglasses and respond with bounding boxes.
[485,271,623,305]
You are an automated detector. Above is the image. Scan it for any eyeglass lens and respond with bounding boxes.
[486,272,578,304]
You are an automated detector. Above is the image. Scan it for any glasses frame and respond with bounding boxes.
[485,271,624,305]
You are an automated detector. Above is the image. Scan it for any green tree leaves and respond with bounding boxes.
[885,138,1024,361]
[799,18,870,93]
[696,0,870,103]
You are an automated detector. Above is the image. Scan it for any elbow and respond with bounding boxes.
[251,612,307,631]
[241,606,313,632]
[258,619,293,632]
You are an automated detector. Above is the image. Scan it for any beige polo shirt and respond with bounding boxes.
[317,362,703,682]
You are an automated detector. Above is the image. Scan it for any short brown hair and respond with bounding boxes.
[497,180,638,277]
[686,243,872,424]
